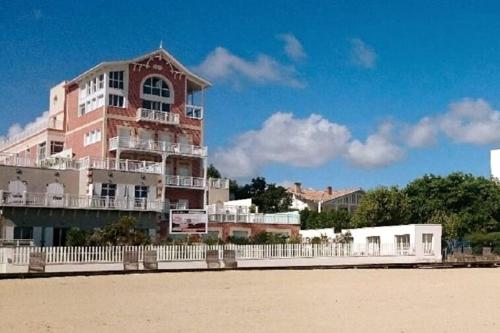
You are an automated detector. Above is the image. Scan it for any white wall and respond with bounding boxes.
[342,224,442,260]
[491,149,500,180]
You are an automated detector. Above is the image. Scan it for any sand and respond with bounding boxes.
[1,268,499,332]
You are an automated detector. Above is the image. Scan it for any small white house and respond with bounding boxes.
[341,224,442,261]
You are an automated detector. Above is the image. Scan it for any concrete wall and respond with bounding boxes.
[0,165,80,195]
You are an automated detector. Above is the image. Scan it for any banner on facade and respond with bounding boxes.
[169,209,208,234]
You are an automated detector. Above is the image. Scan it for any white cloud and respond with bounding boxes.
[405,117,438,148]
[194,47,304,88]
[0,111,49,143]
[347,123,404,168]
[276,33,306,61]
[213,112,351,178]
[349,38,377,69]
[440,98,500,145]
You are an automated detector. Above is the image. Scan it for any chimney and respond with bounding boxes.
[326,186,333,195]
[294,182,302,193]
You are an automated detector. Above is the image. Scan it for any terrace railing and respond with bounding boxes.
[136,108,180,125]
[165,175,205,189]
[0,191,164,212]
[208,212,301,225]
[6,243,417,266]
[185,105,204,119]
[0,118,63,150]
[207,178,229,189]
[109,137,207,158]
[79,157,162,174]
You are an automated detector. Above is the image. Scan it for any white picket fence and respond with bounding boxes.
[6,243,415,265]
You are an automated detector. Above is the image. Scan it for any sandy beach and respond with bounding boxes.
[1,268,499,332]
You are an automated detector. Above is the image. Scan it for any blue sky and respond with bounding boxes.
[1,1,500,190]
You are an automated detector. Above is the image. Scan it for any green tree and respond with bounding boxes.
[207,164,222,179]
[405,172,500,235]
[92,216,151,246]
[66,228,92,246]
[300,208,351,231]
[230,177,292,213]
[352,186,410,228]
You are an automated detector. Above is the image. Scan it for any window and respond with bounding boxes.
[135,185,148,199]
[86,81,91,95]
[101,183,116,197]
[84,130,101,146]
[109,94,124,107]
[38,142,46,161]
[98,74,104,89]
[79,103,86,116]
[143,100,169,112]
[91,78,97,93]
[366,236,381,255]
[395,234,411,254]
[50,141,64,155]
[14,227,33,240]
[143,76,170,98]
[109,71,124,89]
[232,230,249,239]
[422,234,433,255]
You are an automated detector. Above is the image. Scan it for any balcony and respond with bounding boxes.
[185,105,203,119]
[109,137,207,158]
[0,191,165,212]
[0,117,63,151]
[208,212,300,225]
[207,178,229,189]
[136,108,179,125]
[165,175,205,189]
[79,157,162,174]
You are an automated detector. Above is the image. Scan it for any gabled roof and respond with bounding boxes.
[68,48,212,88]
[288,186,363,203]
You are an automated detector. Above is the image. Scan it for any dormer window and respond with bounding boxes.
[141,75,173,113]
[143,77,170,98]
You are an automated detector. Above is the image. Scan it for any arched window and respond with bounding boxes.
[141,76,173,112]
[143,77,170,98]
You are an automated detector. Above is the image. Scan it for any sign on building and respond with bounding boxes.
[169,209,208,234]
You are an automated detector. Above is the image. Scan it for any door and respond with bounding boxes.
[52,228,68,247]
[8,180,27,203]
[158,132,172,151]
[118,127,132,148]
[47,182,64,207]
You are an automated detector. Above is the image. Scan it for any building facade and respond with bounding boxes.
[0,47,232,245]
[288,182,364,213]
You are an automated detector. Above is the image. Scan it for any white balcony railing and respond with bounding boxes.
[0,118,63,150]
[208,212,300,225]
[208,178,229,189]
[78,157,162,174]
[136,108,180,125]
[185,105,203,119]
[0,191,164,212]
[109,136,207,157]
[165,175,205,189]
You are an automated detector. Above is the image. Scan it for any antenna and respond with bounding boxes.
[159,40,163,49]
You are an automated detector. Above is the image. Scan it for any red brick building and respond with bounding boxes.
[0,47,299,245]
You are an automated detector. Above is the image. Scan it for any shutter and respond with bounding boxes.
[147,186,155,209]
[93,183,102,197]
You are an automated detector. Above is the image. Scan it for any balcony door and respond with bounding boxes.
[159,132,172,152]
[47,182,64,207]
[118,127,132,148]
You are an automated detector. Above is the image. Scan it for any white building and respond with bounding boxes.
[491,149,500,180]
[288,182,364,213]
[341,224,442,261]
